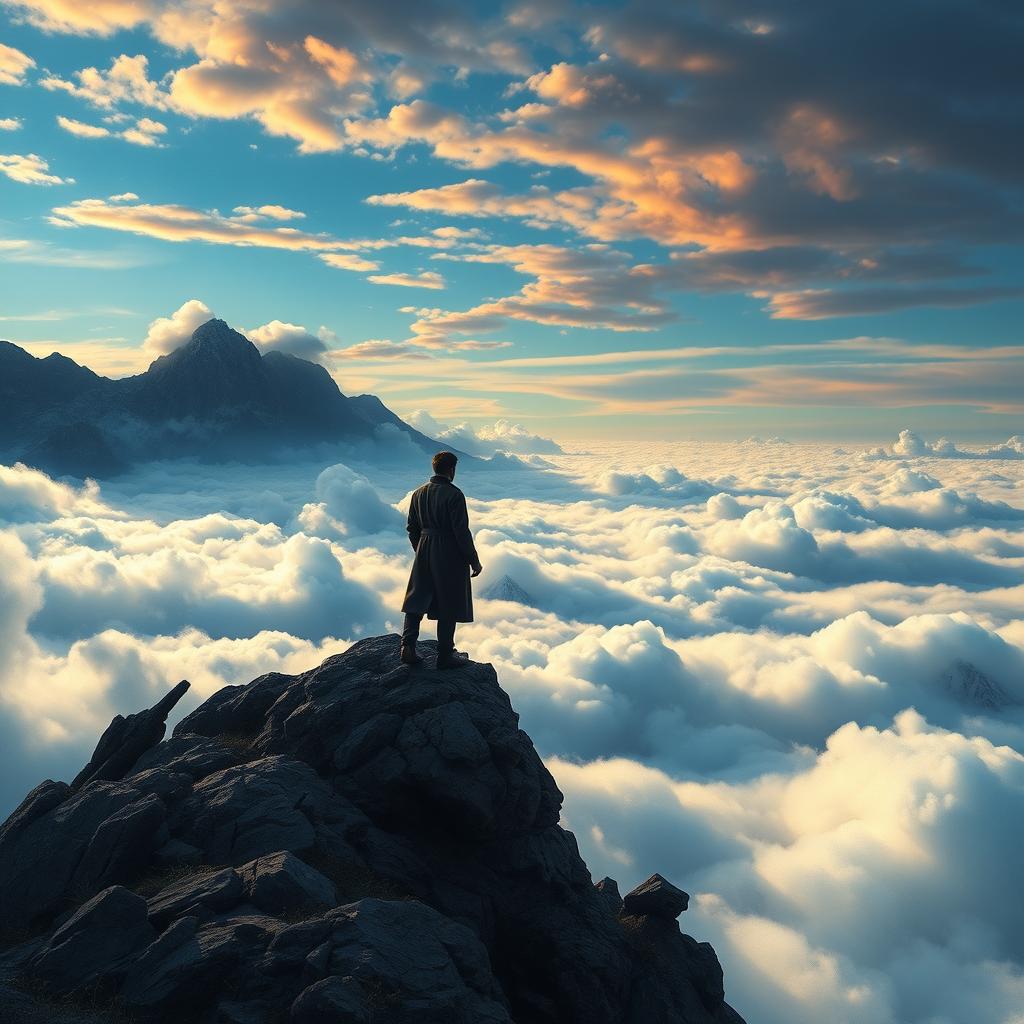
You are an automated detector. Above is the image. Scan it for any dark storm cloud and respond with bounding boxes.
[592,0,1024,183]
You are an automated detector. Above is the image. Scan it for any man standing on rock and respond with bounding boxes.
[401,451,483,668]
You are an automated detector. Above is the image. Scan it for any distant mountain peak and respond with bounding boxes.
[942,660,1015,710]
[181,318,260,357]
[1,319,458,476]
[190,316,240,341]
[483,574,534,605]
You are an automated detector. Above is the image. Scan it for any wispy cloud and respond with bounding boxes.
[0,152,72,185]
[0,41,35,85]
[367,270,446,289]
[761,285,1024,320]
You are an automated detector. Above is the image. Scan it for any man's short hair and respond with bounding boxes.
[432,451,458,476]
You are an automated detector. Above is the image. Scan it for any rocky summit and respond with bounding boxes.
[0,635,746,1024]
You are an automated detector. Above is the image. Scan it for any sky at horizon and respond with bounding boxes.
[1,0,1022,441]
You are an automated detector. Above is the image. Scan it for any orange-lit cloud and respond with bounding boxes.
[320,252,380,273]
[56,113,167,146]
[49,196,358,250]
[0,41,35,85]
[367,270,446,289]
[41,53,168,109]
[0,152,72,185]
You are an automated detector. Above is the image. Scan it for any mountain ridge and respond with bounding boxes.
[0,319,455,477]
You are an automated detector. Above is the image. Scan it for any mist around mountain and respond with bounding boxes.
[0,319,452,478]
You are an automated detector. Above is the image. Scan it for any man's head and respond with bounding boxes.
[432,450,458,479]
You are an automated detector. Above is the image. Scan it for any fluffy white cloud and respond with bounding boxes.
[1,436,1022,1024]
[866,430,1024,461]
[142,297,213,355]
[0,462,108,522]
[56,112,167,145]
[0,41,35,85]
[553,708,1024,1024]
[598,466,697,498]
[245,318,331,361]
[0,152,72,185]
[297,463,405,538]
[405,410,563,456]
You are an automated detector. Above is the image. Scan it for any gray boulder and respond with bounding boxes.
[282,898,511,1024]
[27,885,155,994]
[121,914,282,1013]
[622,873,690,920]
[147,865,246,928]
[173,756,335,864]
[0,780,167,929]
[237,851,336,915]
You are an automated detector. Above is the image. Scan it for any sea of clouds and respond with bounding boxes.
[2,427,1023,1024]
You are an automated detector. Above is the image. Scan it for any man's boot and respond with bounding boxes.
[400,644,422,665]
[435,650,468,670]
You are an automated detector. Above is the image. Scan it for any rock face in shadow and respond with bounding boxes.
[0,634,746,1024]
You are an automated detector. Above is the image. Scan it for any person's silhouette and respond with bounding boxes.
[400,451,483,668]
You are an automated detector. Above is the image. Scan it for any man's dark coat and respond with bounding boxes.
[401,474,479,622]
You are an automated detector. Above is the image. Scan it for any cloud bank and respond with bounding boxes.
[1,434,1023,1024]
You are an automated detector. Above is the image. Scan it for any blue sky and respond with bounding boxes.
[1,0,1022,441]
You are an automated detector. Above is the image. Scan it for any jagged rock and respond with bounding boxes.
[236,851,337,915]
[0,782,168,930]
[130,733,244,780]
[0,779,70,845]
[121,914,282,1013]
[27,886,155,995]
[73,793,167,894]
[622,873,690,919]
[619,915,738,1023]
[0,634,745,1024]
[174,671,294,741]
[596,876,624,915]
[72,680,190,791]
[280,898,511,1024]
[172,756,341,864]
[147,866,246,928]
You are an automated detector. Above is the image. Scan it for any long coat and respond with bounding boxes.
[401,474,480,622]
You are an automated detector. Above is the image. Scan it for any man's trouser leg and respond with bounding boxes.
[437,617,456,659]
[402,612,422,649]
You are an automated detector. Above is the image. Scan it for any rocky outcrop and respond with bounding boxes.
[0,635,745,1024]
[72,679,190,791]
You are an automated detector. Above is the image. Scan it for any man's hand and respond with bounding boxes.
[471,563,483,578]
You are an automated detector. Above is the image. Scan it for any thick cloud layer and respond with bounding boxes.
[405,410,563,456]
[1,434,1022,1023]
